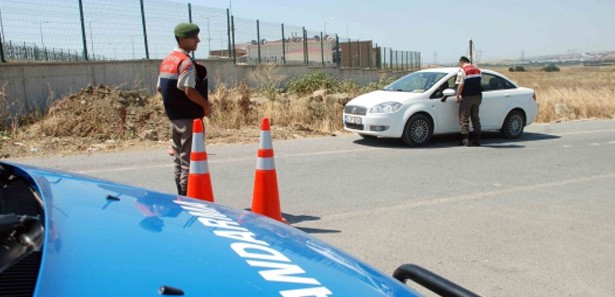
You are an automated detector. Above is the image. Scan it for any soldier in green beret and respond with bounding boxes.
[174,23,201,39]
[157,22,211,195]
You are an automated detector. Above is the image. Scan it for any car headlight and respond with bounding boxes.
[370,102,402,113]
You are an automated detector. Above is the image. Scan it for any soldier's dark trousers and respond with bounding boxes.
[170,119,195,196]
[459,95,482,145]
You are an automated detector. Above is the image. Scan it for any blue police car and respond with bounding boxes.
[0,161,478,296]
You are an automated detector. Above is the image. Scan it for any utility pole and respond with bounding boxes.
[476,50,483,66]
[206,16,212,57]
[468,39,473,64]
[39,20,49,49]
[89,21,95,60]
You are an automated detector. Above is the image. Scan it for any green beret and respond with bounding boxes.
[174,23,200,38]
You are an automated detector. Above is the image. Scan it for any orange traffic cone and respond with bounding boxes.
[186,118,214,202]
[251,118,286,223]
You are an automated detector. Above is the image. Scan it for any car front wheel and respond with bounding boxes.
[401,114,432,146]
[500,110,525,139]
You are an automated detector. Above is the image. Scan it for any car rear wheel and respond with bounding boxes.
[500,110,525,139]
[401,114,432,146]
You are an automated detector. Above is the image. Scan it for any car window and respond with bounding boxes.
[384,72,447,93]
[430,76,457,98]
[482,73,516,92]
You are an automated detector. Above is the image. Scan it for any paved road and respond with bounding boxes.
[16,120,615,296]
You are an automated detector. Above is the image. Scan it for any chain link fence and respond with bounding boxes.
[0,0,421,70]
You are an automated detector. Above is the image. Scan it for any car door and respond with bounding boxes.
[480,73,514,129]
[431,75,459,133]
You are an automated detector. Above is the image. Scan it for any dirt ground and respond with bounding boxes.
[1,85,331,160]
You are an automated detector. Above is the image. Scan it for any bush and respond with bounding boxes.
[361,75,398,93]
[509,66,526,72]
[286,71,340,95]
[542,64,560,72]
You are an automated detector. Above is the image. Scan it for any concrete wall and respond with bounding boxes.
[0,59,401,118]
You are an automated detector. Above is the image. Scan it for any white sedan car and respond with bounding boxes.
[343,67,537,146]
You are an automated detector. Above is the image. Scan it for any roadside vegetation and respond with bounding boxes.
[497,65,615,122]
[210,68,397,137]
[1,64,613,158]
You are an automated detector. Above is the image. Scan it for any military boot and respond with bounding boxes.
[460,134,470,146]
[471,132,481,146]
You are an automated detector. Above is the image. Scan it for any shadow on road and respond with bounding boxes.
[352,132,560,149]
[282,213,320,224]
[294,226,341,234]
[281,212,341,234]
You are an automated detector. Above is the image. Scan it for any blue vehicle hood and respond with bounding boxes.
[5,162,419,297]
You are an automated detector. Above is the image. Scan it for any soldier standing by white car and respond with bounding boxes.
[455,56,482,146]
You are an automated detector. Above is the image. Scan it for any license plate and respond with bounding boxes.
[344,115,362,124]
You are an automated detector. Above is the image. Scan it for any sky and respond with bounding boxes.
[187,0,615,64]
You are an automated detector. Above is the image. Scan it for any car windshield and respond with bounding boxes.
[384,72,448,93]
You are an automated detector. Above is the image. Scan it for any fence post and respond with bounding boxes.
[374,43,378,69]
[256,20,261,64]
[188,3,194,59]
[301,27,308,64]
[335,34,340,67]
[357,39,361,68]
[302,27,307,64]
[231,15,236,63]
[78,0,88,61]
[405,51,407,70]
[367,41,374,68]
[188,4,195,59]
[347,38,351,67]
[281,23,286,64]
[320,32,324,67]
[0,31,5,63]
[0,9,4,62]
[406,51,409,70]
[389,48,392,70]
[139,0,149,59]
[384,47,387,70]
[418,52,421,69]
[395,50,399,71]
[226,9,231,59]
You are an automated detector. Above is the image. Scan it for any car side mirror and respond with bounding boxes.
[440,88,456,102]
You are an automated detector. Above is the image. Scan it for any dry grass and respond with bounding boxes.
[493,65,615,122]
[205,65,355,139]
[206,83,350,139]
